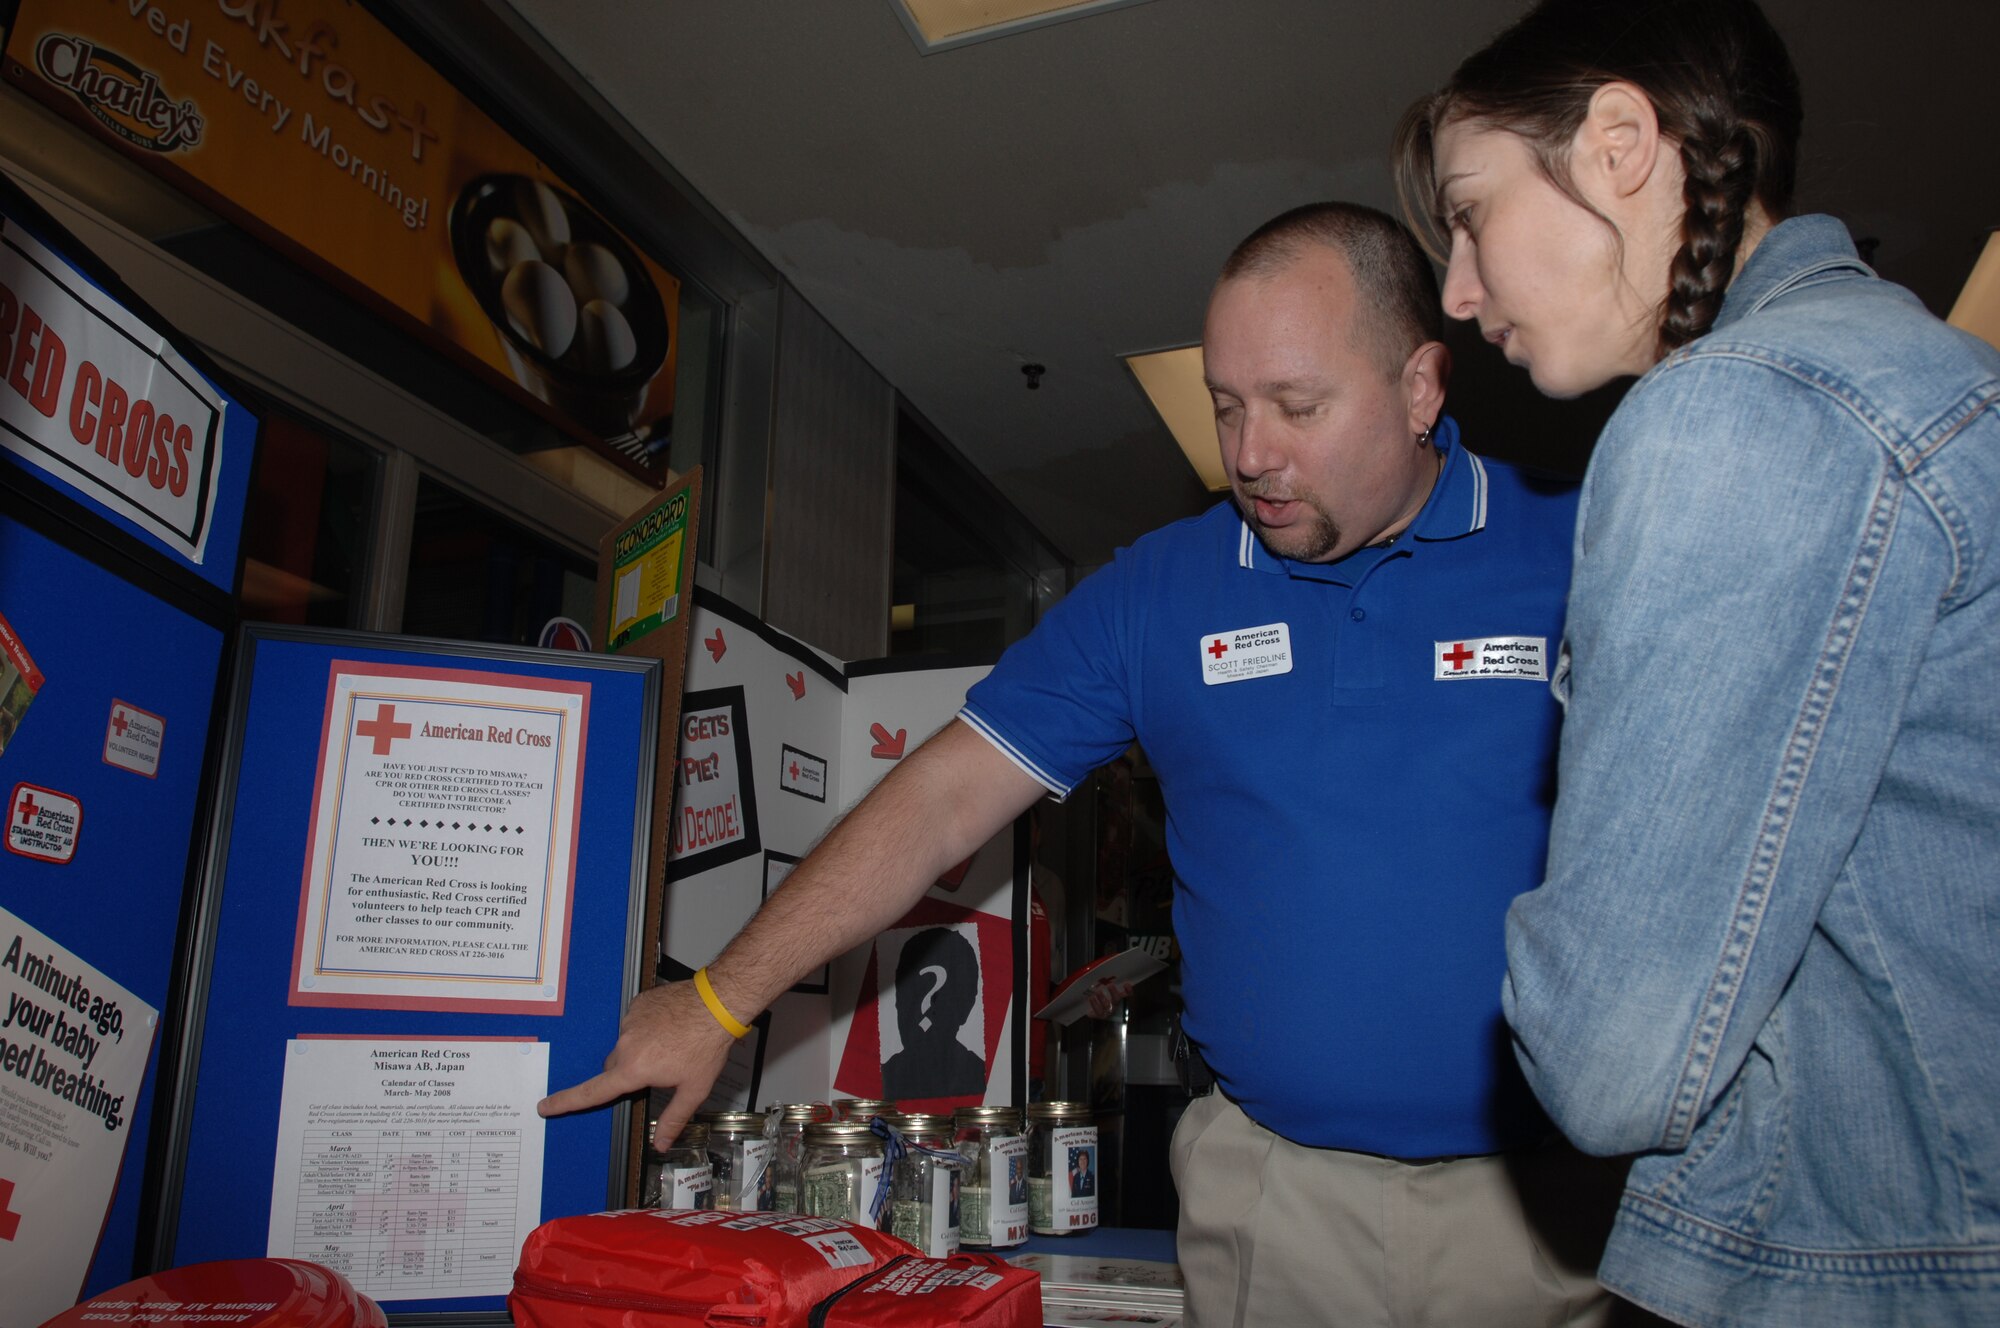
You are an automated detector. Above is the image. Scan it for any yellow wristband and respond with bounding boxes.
[693,967,750,1039]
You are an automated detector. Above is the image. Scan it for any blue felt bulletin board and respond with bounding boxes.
[158,626,660,1319]
[0,516,228,1299]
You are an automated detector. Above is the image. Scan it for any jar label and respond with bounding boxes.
[1051,1125,1098,1231]
[991,1136,1029,1245]
[665,1164,713,1210]
[928,1165,961,1257]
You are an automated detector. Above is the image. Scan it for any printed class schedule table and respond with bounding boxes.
[290,1125,523,1294]
[268,1038,548,1301]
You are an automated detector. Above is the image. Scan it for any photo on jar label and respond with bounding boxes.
[1067,1144,1096,1198]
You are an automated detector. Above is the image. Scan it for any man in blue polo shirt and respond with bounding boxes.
[544,204,1625,1326]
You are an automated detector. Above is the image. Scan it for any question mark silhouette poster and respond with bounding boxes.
[828,661,1025,1113]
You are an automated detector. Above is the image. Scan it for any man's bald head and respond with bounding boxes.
[1218,202,1443,378]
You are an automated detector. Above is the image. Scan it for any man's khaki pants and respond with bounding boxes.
[1171,1093,1661,1328]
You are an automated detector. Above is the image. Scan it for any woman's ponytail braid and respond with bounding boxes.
[1662,119,1758,353]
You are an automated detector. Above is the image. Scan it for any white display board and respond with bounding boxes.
[662,591,1024,1112]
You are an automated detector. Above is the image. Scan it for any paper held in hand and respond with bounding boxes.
[1034,946,1168,1026]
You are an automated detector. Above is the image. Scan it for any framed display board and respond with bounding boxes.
[151,625,661,1321]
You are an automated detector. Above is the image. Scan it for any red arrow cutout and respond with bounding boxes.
[785,671,805,700]
[704,627,727,662]
[869,723,907,760]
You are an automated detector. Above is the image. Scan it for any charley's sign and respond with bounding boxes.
[3,0,683,471]
[33,31,206,152]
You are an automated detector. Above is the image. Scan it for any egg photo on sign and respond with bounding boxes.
[448,174,672,443]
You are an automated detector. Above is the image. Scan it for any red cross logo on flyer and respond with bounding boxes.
[355,703,413,755]
[1442,642,1474,671]
[1207,639,1227,659]
[0,1177,22,1241]
[14,790,37,825]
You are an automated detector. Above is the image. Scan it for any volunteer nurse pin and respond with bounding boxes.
[1199,622,1293,685]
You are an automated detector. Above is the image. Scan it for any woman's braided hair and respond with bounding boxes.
[1393,0,1802,358]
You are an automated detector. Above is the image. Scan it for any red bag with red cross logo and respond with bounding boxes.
[40,1258,386,1327]
[806,1253,1043,1327]
[508,1208,915,1327]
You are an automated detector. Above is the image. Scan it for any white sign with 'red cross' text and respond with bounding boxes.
[0,219,225,564]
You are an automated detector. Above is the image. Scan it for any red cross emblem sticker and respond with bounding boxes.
[14,790,37,825]
[0,1176,22,1241]
[355,703,413,755]
[1207,639,1228,659]
[1441,642,1474,671]
[110,709,130,737]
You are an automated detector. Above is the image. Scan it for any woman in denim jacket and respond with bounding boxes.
[1395,1,2000,1324]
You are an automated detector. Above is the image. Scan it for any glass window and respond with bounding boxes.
[239,412,378,628]
[400,476,596,646]
[890,406,1043,660]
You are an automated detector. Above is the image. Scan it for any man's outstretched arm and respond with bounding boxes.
[539,718,1046,1146]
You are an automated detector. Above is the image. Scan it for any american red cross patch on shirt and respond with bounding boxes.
[1434,635,1548,681]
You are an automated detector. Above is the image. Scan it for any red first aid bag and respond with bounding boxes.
[40,1258,386,1328]
[508,1209,916,1327]
[807,1253,1043,1328]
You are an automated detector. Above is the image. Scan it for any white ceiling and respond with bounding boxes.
[499,0,1999,566]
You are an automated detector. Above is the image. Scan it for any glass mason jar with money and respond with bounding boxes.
[800,1121,887,1227]
[695,1111,777,1212]
[879,1112,961,1257]
[1026,1101,1098,1236]
[652,1121,715,1211]
[954,1105,1029,1249]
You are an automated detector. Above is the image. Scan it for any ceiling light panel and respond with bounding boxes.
[1124,345,1228,493]
[891,0,1159,53]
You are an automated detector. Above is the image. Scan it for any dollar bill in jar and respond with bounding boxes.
[799,1121,886,1229]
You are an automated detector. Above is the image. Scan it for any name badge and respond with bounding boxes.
[1199,623,1292,685]
[1434,635,1548,681]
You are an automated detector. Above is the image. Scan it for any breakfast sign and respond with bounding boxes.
[2,0,681,470]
